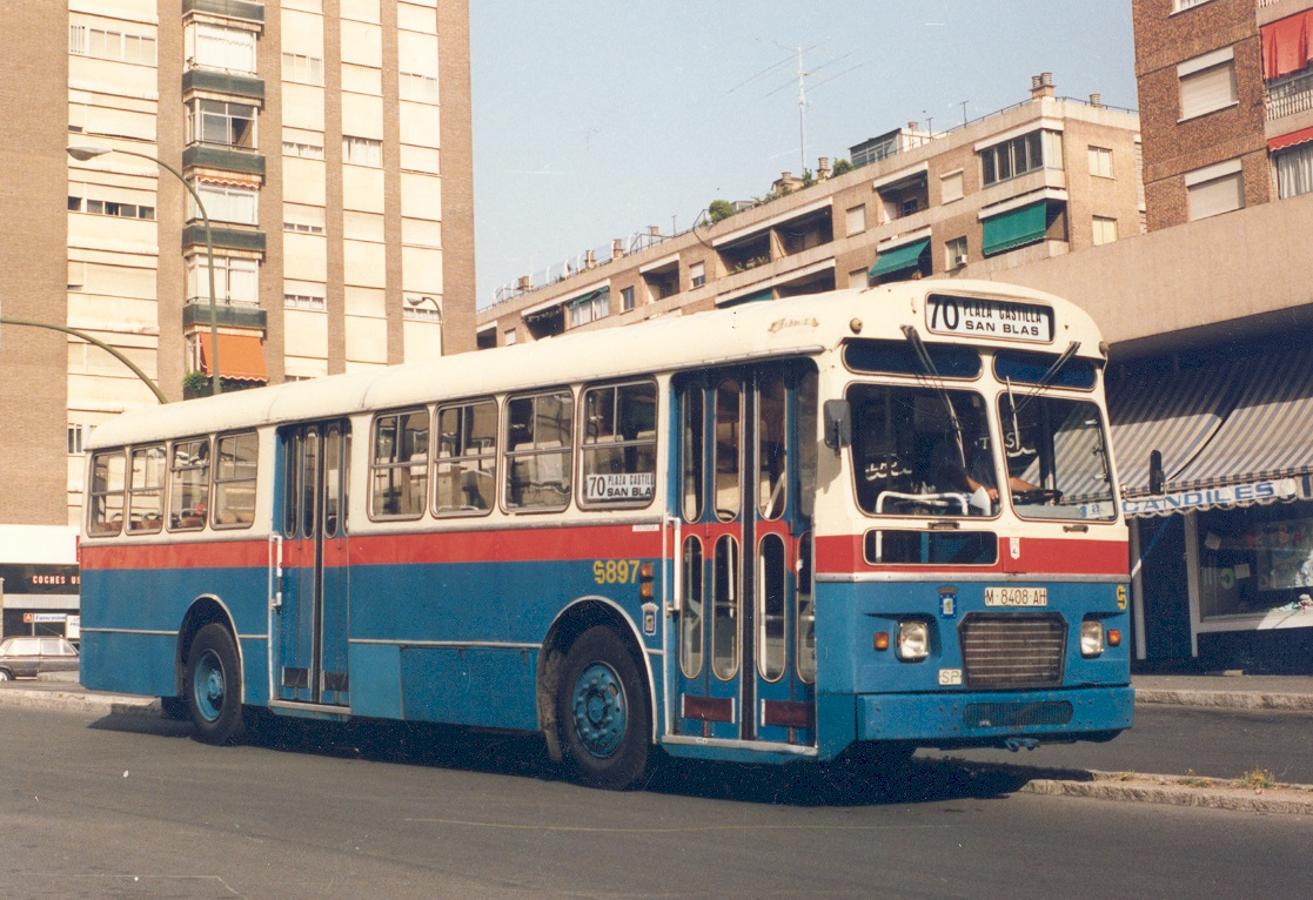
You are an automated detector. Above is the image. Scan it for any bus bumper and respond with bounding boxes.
[856,685,1134,746]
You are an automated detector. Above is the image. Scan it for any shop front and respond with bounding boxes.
[1110,347,1313,673]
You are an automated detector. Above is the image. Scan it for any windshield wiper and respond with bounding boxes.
[901,325,966,467]
[1016,340,1080,413]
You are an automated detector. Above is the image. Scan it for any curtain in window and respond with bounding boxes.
[1276,144,1313,199]
[1262,12,1313,81]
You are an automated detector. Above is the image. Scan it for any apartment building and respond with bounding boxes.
[1134,0,1313,228]
[476,74,1143,349]
[0,0,474,638]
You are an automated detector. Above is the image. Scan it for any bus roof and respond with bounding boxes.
[89,280,1105,449]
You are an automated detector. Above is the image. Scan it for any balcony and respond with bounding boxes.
[182,224,266,255]
[182,0,265,24]
[1266,68,1313,120]
[182,144,265,179]
[182,301,266,331]
[182,69,264,103]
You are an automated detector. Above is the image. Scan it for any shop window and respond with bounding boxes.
[1198,507,1313,618]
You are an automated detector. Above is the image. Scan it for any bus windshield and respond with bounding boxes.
[848,384,998,517]
[999,394,1116,520]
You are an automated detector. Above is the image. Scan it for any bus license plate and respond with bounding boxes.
[984,587,1048,607]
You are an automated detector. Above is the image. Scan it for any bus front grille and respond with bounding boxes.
[960,614,1065,690]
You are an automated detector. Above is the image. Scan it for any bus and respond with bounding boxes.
[79,280,1131,789]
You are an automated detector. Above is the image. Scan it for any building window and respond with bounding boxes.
[620,286,635,312]
[284,291,325,310]
[283,203,325,234]
[940,170,964,204]
[186,255,259,305]
[282,52,323,85]
[1186,160,1244,220]
[504,329,517,345]
[1196,507,1313,619]
[689,261,706,289]
[1275,142,1313,199]
[187,99,257,149]
[403,295,441,322]
[1088,146,1114,178]
[1178,49,1237,120]
[1174,0,1215,13]
[282,139,324,159]
[980,130,1061,186]
[343,136,382,167]
[1092,216,1118,246]
[945,236,968,269]
[69,24,157,65]
[67,190,155,221]
[187,23,256,74]
[848,267,869,289]
[190,181,258,226]
[845,204,867,236]
[67,423,91,455]
[399,72,439,103]
[567,290,610,329]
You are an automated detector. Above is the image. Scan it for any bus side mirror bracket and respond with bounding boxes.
[823,400,852,451]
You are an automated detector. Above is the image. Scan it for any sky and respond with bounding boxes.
[468,1,1137,308]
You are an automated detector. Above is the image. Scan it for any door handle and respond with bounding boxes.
[268,533,284,610]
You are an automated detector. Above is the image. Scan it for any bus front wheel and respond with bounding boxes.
[556,626,650,790]
[185,623,247,745]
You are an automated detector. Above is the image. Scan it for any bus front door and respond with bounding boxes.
[672,364,816,747]
[276,420,351,707]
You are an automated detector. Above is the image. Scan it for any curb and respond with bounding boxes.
[1019,771,1313,817]
[1134,689,1313,712]
[0,686,158,718]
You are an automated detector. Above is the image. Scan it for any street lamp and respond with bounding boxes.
[67,144,222,396]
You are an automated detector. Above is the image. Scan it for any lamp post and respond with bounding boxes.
[67,145,221,396]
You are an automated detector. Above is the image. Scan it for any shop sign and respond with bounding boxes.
[1123,478,1299,517]
[0,564,80,594]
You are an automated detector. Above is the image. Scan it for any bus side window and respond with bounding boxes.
[504,389,573,512]
[757,374,787,519]
[371,409,430,519]
[579,380,656,508]
[680,383,704,523]
[88,450,126,536]
[435,399,497,515]
[214,431,258,528]
[713,378,741,522]
[127,444,166,534]
[168,437,211,531]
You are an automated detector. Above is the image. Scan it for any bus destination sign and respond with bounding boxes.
[926,294,1053,343]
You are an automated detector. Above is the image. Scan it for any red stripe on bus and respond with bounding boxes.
[815,535,1128,576]
[79,540,268,571]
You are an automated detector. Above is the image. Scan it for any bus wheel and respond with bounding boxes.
[159,696,189,720]
[557,626,650,790]
[186,624,247,745]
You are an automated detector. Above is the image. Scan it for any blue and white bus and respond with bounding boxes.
[80,280,1131,789]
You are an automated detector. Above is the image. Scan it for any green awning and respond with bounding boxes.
[982,201,1049,256]
[721,288,774,307]
[869,239,929,278]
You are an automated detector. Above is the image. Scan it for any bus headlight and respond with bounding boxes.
[1080,620,1104,658]
[897,620,930,661]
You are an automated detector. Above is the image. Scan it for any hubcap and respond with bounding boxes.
[571,662,627,758]
[192,649,226,723]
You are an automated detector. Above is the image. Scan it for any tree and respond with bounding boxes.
[831,158,853,176]
[707,198,735,224]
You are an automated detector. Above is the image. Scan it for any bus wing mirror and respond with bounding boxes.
[823,400,852,451]
[1149,449,1164,495]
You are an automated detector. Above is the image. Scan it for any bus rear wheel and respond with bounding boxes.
[556,626,650,790]
[186,623,247,745]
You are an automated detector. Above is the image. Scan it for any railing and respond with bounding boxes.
[1267,68,1313,119]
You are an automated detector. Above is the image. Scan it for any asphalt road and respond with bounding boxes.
[2,706,1311,899]
[937,704,1313,783]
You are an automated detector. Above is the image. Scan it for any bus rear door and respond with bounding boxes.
[276,420,351,706]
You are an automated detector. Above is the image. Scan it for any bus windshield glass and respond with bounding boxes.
[848,384,998,517]
[999,394,1116,520]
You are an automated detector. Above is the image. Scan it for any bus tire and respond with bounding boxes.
[556,626,650,790]
[185,623,247,745]
[160,696,189,720]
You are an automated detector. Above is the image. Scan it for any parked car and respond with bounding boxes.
[0,636,79,680]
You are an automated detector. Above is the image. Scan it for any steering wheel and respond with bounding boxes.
[1013,488,1064,505]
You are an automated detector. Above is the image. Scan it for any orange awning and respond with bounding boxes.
[198,332,268,383]
[1262,12,1313,81]
[1269,125,1313,152]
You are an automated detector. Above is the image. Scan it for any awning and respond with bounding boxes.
[1269,125,1313,152]
[1111,350,1313,517]
[565,287,607,309]
[869,239,928,279]
[721,288,774,307]
[198,332,268,383]
[1174,347,1313,488]
[982,201,1048,257]
[1108,361,1241,496]
[1262,11,1313,82]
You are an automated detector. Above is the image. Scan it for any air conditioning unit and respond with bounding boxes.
[953,254,969,268]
